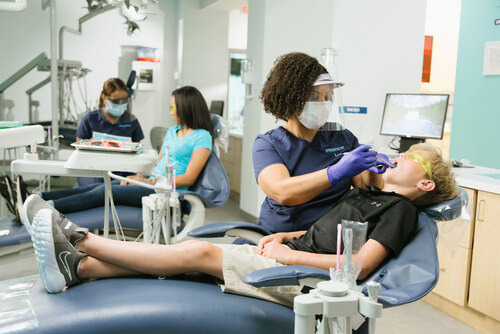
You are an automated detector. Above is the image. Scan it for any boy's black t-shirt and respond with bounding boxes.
[285,186,419,255]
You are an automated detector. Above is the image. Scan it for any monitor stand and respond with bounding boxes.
[398,137,425,153]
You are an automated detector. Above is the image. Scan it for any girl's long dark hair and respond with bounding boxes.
[172,86,213,139]
[99,78,128,108]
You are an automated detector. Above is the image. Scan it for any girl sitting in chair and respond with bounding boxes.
[23,143,456,307]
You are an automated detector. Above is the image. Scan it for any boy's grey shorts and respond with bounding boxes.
[215,243,302,308]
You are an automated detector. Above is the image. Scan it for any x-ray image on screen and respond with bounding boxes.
[380,94,449,139]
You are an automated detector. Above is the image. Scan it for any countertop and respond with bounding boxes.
[453,165,500,195]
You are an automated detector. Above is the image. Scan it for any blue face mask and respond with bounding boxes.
[106,102,128,117]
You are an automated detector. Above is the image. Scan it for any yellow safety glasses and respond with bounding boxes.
[407,151,433,180]
[170,104,176,111]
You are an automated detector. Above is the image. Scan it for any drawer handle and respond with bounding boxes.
[478,200,485,222]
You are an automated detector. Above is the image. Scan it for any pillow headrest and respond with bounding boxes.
[422,187,467,221]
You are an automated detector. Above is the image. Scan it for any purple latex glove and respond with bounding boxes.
[326,145,377,185]
[367,153,395,174]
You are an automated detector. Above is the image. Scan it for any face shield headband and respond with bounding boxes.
[312,73,344,88]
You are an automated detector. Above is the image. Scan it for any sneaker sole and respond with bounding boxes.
[31,208,66,293]
[22,194,37,234]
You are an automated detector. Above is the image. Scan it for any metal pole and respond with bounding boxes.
[104,174,111,238]
[49,0,59,157]
[0,93,4,121]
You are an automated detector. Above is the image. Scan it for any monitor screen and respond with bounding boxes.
[210,100,224,116]
[380,93,449,139]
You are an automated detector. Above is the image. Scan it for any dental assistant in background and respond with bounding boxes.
[76,77,144,143]
[253,52,392,233]
[75,78,145,185]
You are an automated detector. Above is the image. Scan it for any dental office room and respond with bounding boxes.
[0,0,499,333]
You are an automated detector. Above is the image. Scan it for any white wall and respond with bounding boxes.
[330,0,427,150]
[240,0,336,218]
[228,9,248,50]
[240,0,427,218]
[159,0,180,129]
[0,0,168,149]
[0,3,50,122]
[181,0,229,107]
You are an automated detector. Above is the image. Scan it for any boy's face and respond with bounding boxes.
[383,151,429,187]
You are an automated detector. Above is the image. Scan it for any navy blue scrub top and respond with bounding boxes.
[252,126,360,233]
[76,109,144,142]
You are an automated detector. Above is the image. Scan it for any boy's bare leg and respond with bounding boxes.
[76,233,224,280]
[78,256,141,279]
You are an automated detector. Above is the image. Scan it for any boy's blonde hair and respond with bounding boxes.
[408,143,458,206]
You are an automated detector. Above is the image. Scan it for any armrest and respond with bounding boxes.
[188,222,272,238]
[243,265,330,288]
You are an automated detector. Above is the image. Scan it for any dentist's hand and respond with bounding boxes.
[327,145,377,185]
[368,153,394,174]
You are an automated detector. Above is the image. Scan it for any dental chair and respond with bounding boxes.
[0,190,467,334]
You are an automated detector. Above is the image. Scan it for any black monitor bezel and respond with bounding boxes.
[379,93,450,140]
[210,100,224,116]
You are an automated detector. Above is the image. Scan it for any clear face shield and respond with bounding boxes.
[306,73,345,132]
[319,48,345,131]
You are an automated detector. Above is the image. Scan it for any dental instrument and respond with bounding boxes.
[375,155,395,168]
[341,151,395,168]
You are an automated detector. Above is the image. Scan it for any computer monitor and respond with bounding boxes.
[210,100,224,116]
[380,93,449,153]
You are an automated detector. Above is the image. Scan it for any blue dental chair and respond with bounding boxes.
[0,190,467,334]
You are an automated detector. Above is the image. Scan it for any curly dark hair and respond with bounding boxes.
[260,52,327,121]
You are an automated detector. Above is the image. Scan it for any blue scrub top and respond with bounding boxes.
[253,126,360,233]
[152,125,212,190]
[76,109,144,142]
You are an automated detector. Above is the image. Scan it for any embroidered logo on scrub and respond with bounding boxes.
[59,251,72,281]
[370,201,382,208]
[325,146,345,153]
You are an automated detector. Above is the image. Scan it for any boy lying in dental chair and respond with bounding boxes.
[23,143,456,308]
